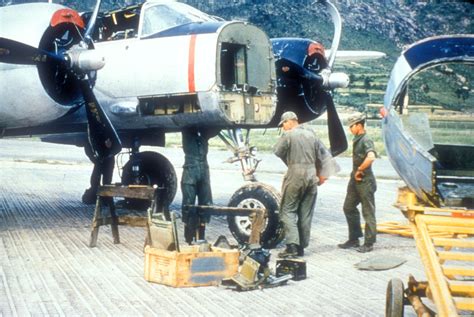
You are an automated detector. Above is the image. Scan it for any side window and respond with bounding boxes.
[93,7,140,42]
[141,5,192,38]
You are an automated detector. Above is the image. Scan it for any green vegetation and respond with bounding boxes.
[408,64,473,112]
[165,121,387,157]
[333,59,391,114]
[165,116,473,159]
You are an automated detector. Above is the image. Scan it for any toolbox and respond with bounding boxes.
[144,245,239,287]
[275,259,307,281]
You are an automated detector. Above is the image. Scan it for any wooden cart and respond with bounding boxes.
[386,190,474,317]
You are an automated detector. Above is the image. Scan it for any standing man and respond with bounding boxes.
[181,128,218,245]
[338,113,377,253]
[274,111,337,258]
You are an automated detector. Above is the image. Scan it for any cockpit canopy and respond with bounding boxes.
[139,1,218,38]
[91,1,218,41]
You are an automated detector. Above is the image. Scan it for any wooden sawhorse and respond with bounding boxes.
[89,185,164,248]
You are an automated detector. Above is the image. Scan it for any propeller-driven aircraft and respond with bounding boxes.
[382,35,474,209]
[0,0,384,247]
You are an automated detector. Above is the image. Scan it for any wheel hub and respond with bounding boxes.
[235,198,266,235]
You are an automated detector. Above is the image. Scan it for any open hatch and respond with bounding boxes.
[396,62,474,208]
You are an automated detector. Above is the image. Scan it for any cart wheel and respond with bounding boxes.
[385,278,405,317]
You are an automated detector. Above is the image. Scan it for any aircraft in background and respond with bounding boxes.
[381,35,474,209]
[0,0,384,247]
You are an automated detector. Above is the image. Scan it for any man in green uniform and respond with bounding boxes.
[338,113,377,253]
[181,128,217,244]
[274,111,337,258]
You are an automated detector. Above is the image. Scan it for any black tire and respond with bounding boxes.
[227,182,283,249]
[122,151,177,209]
[385,278,405,317]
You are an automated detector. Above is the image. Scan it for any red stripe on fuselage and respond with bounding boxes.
[188,34,197,92]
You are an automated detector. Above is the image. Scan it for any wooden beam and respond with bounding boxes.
[433,238,474,248]
[420,215,474,228]
[454,297,474,311]
[438,251,474,262]
[190,205,267,217]
[443,266,474,277]
[98,185,157,200]
[428,225,474,235]
[448,281,474,297]
[412,218,459,316]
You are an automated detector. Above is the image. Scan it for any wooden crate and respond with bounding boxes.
[144,245,239,287]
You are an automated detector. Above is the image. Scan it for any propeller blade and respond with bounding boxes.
[83,0,102,46]
[324,92,347,156]
[0,37,66,65]
[79,78,122,161]
[74,0,121,161]
[317,0,342,69]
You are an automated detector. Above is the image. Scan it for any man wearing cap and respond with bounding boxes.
[274,111,336,258]
[338,113,377,253]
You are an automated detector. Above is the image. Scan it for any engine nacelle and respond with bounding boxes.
[270,38,334,125]
[0,3,83,128]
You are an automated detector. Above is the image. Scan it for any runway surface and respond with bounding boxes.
[0,139,427,316]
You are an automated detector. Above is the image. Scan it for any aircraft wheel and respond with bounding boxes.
[227,182,283,249]
[122,151,177,210]
[385,278,405,317]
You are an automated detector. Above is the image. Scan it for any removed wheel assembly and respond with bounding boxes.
[227,182,283,249]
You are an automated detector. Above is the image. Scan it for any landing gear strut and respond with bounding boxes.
[218,128,260,182]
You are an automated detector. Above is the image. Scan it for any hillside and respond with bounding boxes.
[192,1,472,58]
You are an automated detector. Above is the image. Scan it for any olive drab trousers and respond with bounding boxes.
[343,173,377,245]
[279,165,318,248]
[181,128,215,244]
[181,163,212,224]
[181,163,213,244]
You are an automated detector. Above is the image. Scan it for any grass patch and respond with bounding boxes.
[165,118,473,159]
[13,159,75,165]
[165,121,386,157]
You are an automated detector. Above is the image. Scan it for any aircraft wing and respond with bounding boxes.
[327,50,386,62]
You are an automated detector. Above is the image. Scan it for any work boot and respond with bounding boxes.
[82,188,97,204]
[198,224,206,240]
[297,246,304,257]
[337,239,360,249]
[357,244,374,253]
[184,225,195,245]
[278,244,298,258]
